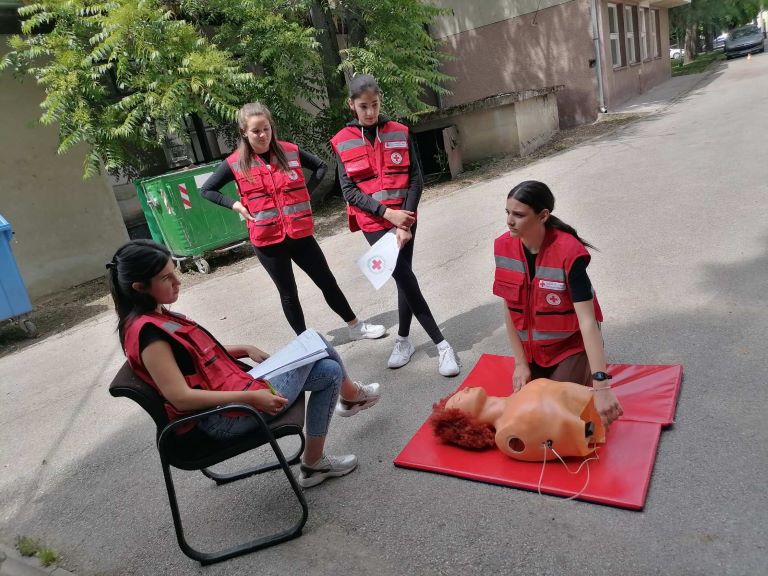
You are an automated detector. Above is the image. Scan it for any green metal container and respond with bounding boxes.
[133,162,247,273]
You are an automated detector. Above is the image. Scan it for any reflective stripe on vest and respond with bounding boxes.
[379,130,408,142]
[372,189,407,202]
[253,209,279,221]
[495,255,526,273]
[285,151,299,161]
[162,321,182,333]
[518,329,578,342]
[535,266,566,281]
[336,138,366,152]
[283,201,311,215]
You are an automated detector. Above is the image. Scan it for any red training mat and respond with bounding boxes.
[393,354,683,510]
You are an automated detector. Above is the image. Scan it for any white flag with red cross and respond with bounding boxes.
[356,230,398,290]
[178,183,192,210]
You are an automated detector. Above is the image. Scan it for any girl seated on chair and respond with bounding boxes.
[107,239,378,488]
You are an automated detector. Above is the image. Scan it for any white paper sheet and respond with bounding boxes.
[247,329,329,381]
[356,229,399,290]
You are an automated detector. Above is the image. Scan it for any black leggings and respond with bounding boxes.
[363,225,444,344]
[254,235,356,335]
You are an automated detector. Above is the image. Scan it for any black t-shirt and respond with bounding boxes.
[523,245,594,302]
[138,324,195,375]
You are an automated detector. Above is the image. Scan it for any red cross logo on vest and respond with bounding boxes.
[546,293,562,306]
[390,152,403,165]
[288,169,299,181]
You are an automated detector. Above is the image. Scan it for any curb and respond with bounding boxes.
[0,544,75,576]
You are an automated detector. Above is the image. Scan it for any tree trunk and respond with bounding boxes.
[684,22,698,63]
[309,0,347,117]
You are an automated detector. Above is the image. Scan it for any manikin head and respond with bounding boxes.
[431,382,606,462]
[430,389,496,450]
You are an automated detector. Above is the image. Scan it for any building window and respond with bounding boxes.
[650,9,659,58]
[608,3,622,68]
[624,5,637,64]
[639,7,648,61]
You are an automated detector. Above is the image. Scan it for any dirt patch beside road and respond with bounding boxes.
[0,114,641,358]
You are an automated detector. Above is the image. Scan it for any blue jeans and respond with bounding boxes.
[197,342,347,439]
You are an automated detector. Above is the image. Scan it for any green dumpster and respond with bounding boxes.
[133,163,248,273]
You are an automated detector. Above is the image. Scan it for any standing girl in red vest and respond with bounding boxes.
[330,75,460,377]
[109,239,381,487]
[201,102,385,341]
[493,180,622,426]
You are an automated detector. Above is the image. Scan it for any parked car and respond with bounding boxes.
[669,45,684,60]
[724,25,765,59]
[713,33,728,51]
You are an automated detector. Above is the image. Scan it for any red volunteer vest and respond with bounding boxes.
[122,310,268,424]
[330,121,411,232]
[493,228,603,367]
[227,141,314,247]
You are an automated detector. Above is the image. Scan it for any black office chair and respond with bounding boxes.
[108,362,308,565]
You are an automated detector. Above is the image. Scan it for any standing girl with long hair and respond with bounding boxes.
[108,239,381,487]
[330,75,460,377]
[201,102,385,341]
[493,180,622,426]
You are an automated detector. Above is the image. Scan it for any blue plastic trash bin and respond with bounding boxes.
[0,214,36,336]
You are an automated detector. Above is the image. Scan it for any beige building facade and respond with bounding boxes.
[1,35,128,299]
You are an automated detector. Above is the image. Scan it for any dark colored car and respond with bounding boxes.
[724,25,765,59]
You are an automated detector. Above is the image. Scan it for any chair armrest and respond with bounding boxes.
[157,403,271,451]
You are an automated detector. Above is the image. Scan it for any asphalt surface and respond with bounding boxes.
[1,54,767,576]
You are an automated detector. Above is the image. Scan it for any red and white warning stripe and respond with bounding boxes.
[178,183,192,210]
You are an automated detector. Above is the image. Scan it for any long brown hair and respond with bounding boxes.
[236,102,289,178]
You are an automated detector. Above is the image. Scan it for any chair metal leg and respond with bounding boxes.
[159,433,308,565]
[201,432,305,485]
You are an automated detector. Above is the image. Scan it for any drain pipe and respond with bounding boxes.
[590,0,608,113]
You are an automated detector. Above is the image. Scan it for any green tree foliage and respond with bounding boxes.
[670,0,762,60]
[1,0,451,177]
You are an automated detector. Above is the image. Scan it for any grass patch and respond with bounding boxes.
[14,535,60,567]
[672,51,724,76]
[37,546,60,567]
[14,535,41,557]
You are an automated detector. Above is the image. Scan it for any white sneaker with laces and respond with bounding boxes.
[298,454,358,488]
[348,320,386,340]
[334,381,381,417]
[388,337,415,369]
[437,341,461,377]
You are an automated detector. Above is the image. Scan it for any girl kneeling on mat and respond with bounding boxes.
[108,239,379,488]
[494,181,622,426]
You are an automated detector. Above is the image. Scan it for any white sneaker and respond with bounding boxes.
[298,454,358,488]
[388,337,415,369]
[348,320,386,340]
[437,341,461,377]
[335,381,381,417]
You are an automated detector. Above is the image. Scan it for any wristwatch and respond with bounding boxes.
[591,371,612,382]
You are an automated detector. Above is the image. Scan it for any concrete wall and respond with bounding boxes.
[415,90,560,165]
[433,0,599,128]
[1,38,129,299]
[514,92,561,156]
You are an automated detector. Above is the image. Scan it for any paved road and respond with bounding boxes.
[2,54,767,576]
